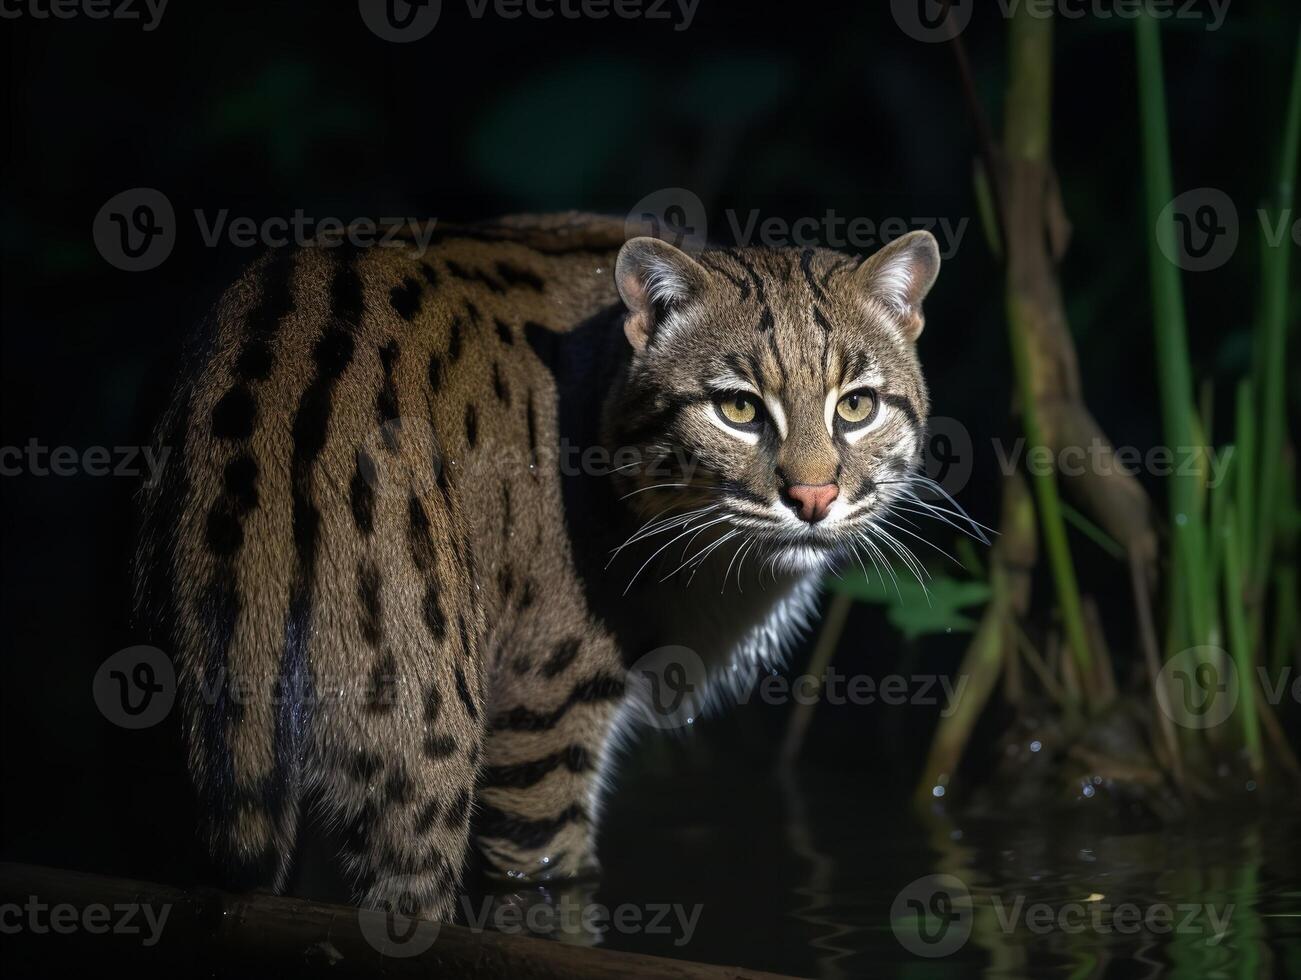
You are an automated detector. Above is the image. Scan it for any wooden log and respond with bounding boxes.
[0,862,802,979]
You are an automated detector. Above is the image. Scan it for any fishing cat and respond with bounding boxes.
[133,213,942,920]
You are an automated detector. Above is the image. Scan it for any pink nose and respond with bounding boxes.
[784,483,839,523]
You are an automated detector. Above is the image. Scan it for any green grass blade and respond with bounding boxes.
[1252,26,1301,591]
[1135,11,1213,650]
[1222,506,1264,773]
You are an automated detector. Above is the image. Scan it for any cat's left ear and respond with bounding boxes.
[615,237,709,352]
[852,230,941,342]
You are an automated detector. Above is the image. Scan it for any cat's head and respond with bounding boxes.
[611,233,940,573]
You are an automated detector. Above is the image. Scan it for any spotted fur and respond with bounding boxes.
[134,213,941,918]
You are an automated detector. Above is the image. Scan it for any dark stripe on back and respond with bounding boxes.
[407,495,437,572]
[356,560,383,647]
[427,351,444,393]
[445,259,505,294]
[492,362,510,405]
[448,317,463,361]
[494,261,544,291]
[525,392,538,466]
[350,450,376,535]
[376,339,401,451]
[464,403,478,448]
[195,251,298,838]
[280,249,362,781]
[389,275,424,321]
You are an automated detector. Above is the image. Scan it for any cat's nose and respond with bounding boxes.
[783,483,839,523]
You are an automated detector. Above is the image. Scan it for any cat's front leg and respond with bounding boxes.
[473,632,627,881]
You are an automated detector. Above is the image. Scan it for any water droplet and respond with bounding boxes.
[1030,739,1042,753]
[686,717,694,725]
[1175,512,1187,526]
[932,785,946,798]
[1082,784,1095,798]
[1246,780,1257,792]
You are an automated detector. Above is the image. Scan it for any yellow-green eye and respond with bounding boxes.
[716,393,760,427]
[836,389,878,426]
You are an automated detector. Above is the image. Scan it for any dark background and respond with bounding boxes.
[2,0,1298,967]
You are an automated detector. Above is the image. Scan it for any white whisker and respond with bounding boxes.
[623,515,730,595]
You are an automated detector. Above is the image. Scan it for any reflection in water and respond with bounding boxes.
[779,768,857,979]
[565,764,1301,978]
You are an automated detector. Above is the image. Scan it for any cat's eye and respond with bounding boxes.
[836,388,879,427]
[715,392,763,428]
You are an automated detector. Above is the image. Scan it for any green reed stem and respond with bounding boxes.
[1222,506,1264,773]
[1251,26,1301,602]
[1135,11,1213,651]
[1005,7,1094,694]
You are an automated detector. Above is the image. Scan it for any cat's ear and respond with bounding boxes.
[852,230,941,342]
[615,237,709,351]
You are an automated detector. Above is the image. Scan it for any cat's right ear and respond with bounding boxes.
[615,237,709,351]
